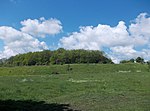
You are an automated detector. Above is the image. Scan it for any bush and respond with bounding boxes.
[66,64,72,71]
[147,61,150,71]
[51,71,60,75]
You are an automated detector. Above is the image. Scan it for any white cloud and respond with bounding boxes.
[0,14,150,63]
[60,21,131,50]
[129,13,150,36]
[0,17,63,59]
[20,17,62,38]
[129,13,150,46]
[109,46,137,62]
[60,13,150,63]
[0,26,48,59]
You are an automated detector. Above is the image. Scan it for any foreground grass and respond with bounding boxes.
[0,64,150,111]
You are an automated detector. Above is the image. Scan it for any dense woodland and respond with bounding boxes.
[0,48,113,66]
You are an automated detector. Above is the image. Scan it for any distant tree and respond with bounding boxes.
[120,58,135,64]
[129,58,135,63]
[57,48,65,53]
[136,57,144,64]
[147,61,150,71]
[120,60,129,64]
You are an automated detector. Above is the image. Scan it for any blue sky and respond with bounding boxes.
[1,0,150,28]
[0,0,150,62]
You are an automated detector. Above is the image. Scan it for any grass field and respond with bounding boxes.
[0,64,150,111]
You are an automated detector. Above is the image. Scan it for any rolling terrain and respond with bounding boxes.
[0,64,150,111]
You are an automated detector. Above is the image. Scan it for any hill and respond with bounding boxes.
[0,64,149,111]
[0,48,113,66]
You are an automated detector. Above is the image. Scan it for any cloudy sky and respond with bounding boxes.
[0,0,150,63]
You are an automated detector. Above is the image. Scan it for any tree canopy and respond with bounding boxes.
[0,48,113,66]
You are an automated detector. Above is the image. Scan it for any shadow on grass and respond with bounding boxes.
[0,99,80,111]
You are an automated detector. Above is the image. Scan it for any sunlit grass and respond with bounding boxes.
[0,64,150,111]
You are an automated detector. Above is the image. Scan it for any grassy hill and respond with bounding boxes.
[0,64,150,111]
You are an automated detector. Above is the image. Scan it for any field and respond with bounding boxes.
[0,64,150,111]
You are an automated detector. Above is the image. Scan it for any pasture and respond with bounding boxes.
[0,64,150,111]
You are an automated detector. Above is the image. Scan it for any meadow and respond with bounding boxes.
[0,64,150,111]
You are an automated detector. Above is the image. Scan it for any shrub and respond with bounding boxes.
[51,71,59,75]
[147,61,150,71]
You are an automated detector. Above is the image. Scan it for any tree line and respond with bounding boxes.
[0,48,113,66]
[120,57,150,71]
[120,57,145,64]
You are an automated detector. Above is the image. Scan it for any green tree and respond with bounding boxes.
[1,48,113,66]
[147,61,150,71]
[136,57,144,64]
[129,58,135,63]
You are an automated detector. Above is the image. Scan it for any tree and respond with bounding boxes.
[120,60,129,64]
[129,58,135,63]
[147,61,150,71]
[120,58,135,64]
[1,48,113,66]
[136,57,144,64]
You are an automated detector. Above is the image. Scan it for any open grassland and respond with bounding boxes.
[0,64,150,111]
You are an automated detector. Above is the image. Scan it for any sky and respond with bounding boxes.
[0,0,150,63]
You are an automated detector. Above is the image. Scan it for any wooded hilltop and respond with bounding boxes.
[0,48,113,66]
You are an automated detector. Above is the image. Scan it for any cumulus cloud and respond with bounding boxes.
[129,13,150,46]
[60,13,150,63]
[60,21,131,49]
[0,17,63,59]
[21,17,62,37]
[0,26,48,59]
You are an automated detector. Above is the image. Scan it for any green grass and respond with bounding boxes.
[0,64,150,111]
